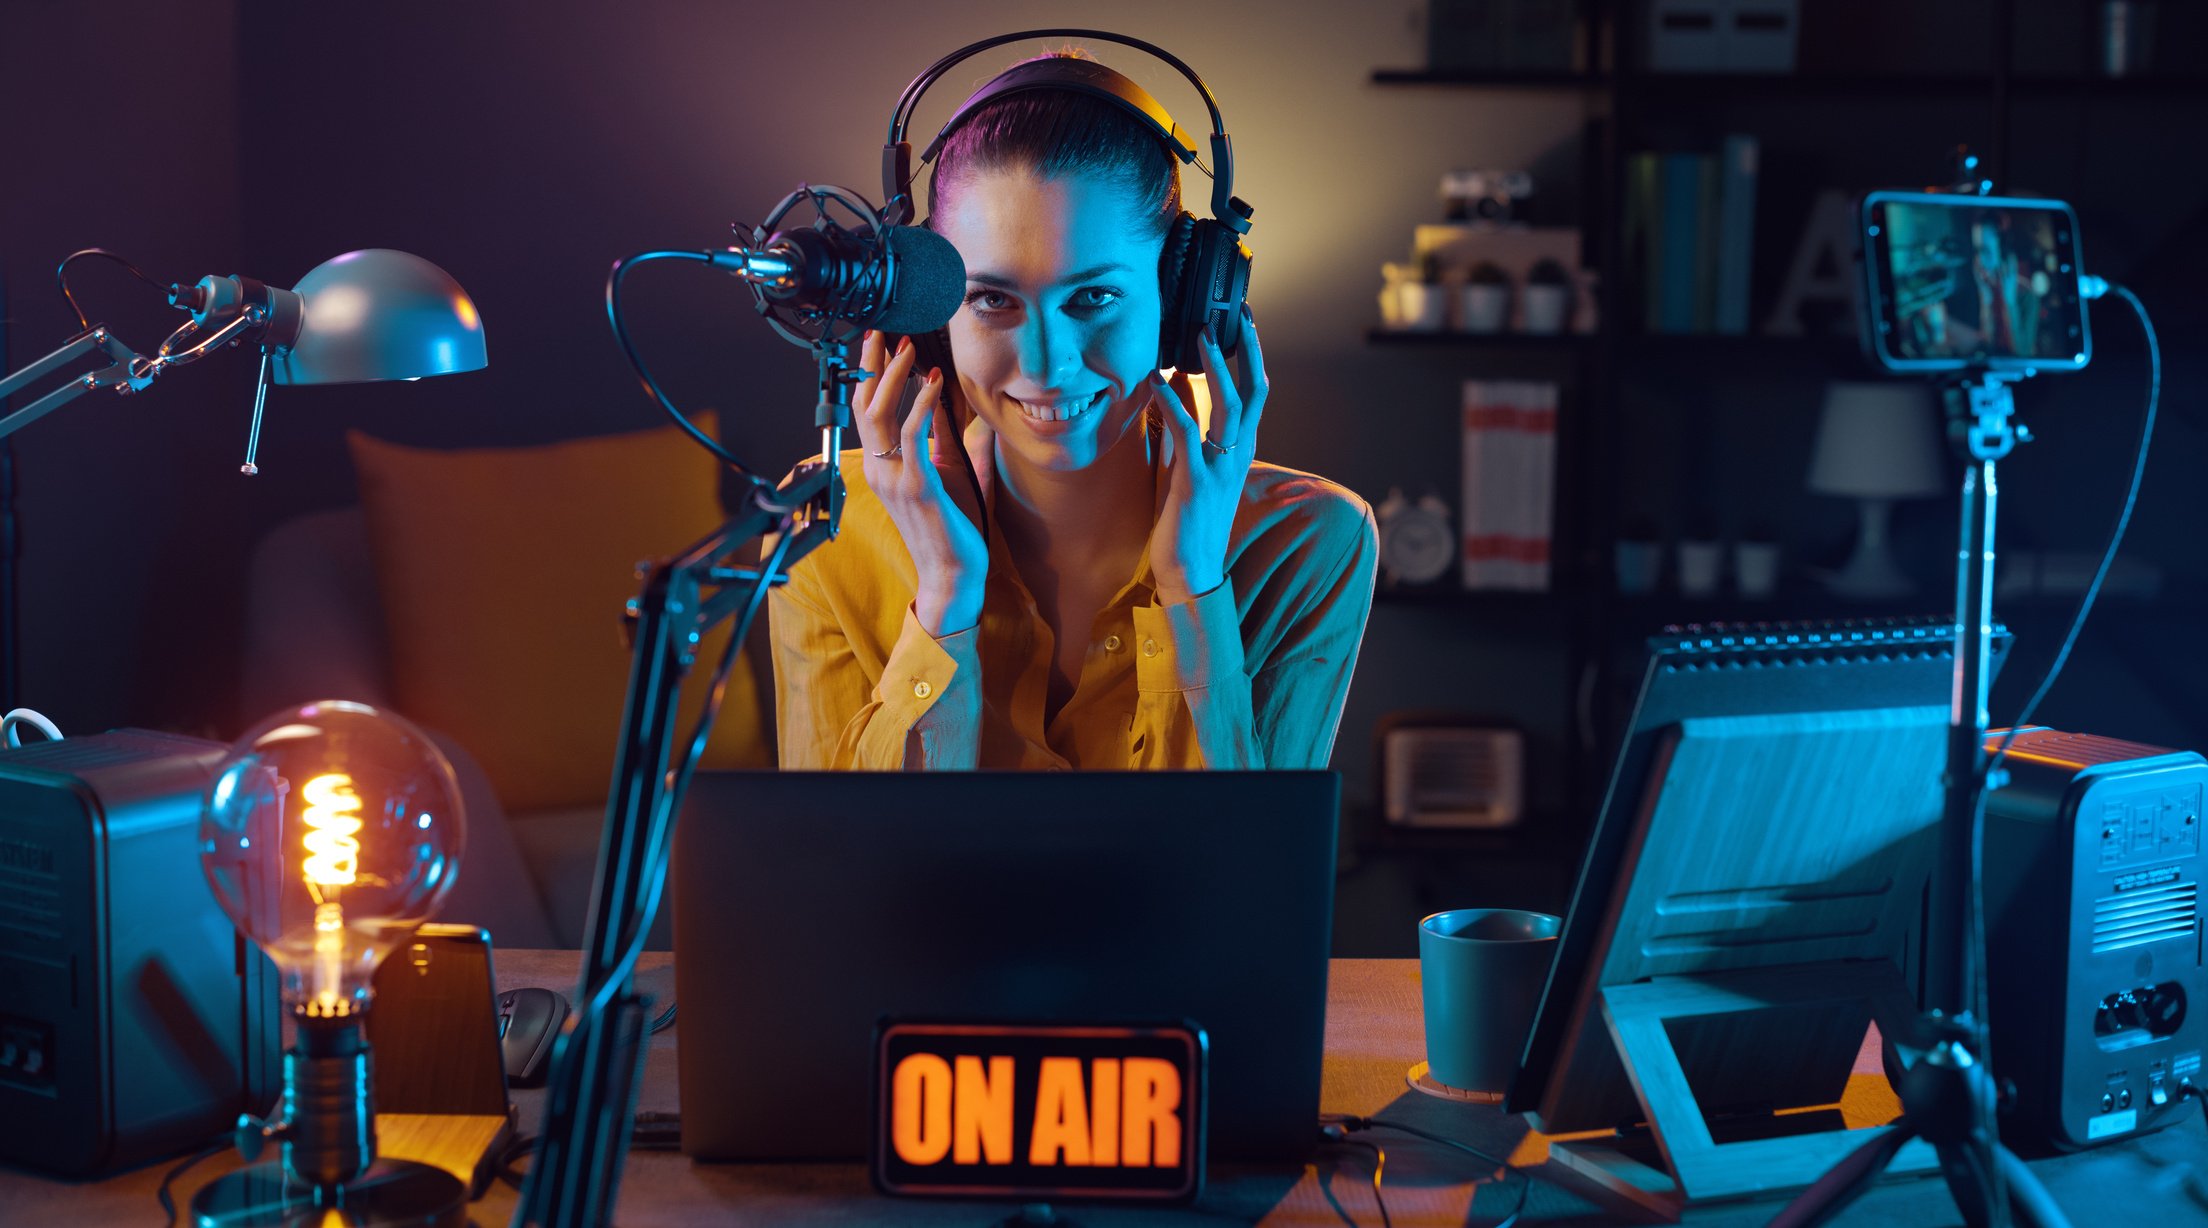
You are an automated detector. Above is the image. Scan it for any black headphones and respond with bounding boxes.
[882,29,1254,385]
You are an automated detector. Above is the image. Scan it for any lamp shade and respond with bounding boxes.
[270,249,487,386]
[1807,381,1945,500]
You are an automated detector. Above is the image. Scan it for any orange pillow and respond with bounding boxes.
[349,416,771,812]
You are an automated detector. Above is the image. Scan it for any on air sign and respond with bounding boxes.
[872,1021,1207,1202]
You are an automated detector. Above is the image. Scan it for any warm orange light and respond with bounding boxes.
[953,1056,1014,1165]
[891,1054,953,1166]
[1090,1057,1121,1166]
[300,772,362,886]
[1029,1057,1092,1166]
[1121,1057,1182,1167]
[873,1021,1202,1201]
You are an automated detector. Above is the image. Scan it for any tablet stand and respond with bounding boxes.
[1548,963,1937,1218]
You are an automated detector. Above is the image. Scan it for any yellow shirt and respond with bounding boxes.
[769,449,1378,770]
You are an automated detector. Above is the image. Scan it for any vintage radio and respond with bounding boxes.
[1377,719,1524,830]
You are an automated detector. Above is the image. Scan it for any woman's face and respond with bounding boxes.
[934,168,1165,473]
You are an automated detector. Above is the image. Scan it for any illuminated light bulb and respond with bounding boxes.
[201,701,463,1020]
[193,700,469,1225]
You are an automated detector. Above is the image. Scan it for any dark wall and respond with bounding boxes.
[4,0,2201,812]
[2,2,248,738]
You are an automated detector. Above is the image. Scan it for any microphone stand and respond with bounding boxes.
[1769,370,2071,1228]
[511,345,856,1228]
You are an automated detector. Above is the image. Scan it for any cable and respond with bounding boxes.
[604,250,772,492]
[648,999,677,1034]
[54,248,172,331]
[580,514,795,1024]
[1956,281,2156,1228]
[154,1138,231,1226]
[1338,1138,1394,1228]
[1,707,62,747]
[1982,283,2159,784]
[1325,1115,1532,1228]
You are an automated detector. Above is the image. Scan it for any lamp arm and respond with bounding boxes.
[514,462,839,1228]
[0,309,267,444]
[0,325,148,441]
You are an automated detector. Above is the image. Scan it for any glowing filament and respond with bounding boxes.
[311,901,348,1016]
[300,773,362,886]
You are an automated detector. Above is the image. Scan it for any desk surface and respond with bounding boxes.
[7,952,2206,1226]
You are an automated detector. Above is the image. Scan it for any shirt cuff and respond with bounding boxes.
[1131,578,1245,693]
[876,604,977,711]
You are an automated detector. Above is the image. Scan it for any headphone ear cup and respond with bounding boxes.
[1158,212,1198,371]
[908,327,964,428]
[1161,217,1252,373]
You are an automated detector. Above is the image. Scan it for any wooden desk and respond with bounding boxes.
[6,953,2205,1226]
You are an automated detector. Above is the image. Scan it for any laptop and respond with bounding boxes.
[670,771,1338,1164]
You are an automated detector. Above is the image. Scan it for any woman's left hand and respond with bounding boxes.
[1148,303,1267,605]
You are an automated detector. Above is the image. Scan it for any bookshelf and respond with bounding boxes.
[1365,0,2208,828]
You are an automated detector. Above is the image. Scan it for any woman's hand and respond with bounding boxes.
[1147,304,1268,605]
[852,330,991,635]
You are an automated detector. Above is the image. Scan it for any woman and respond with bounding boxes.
[770,50,1376,770]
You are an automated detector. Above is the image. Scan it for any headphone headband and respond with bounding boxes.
[881,28,1245,233]
[914,58,1200,170]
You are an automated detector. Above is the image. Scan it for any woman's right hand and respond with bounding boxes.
[853,331,990,636]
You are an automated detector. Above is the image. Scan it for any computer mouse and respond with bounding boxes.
[496,986,569,1087]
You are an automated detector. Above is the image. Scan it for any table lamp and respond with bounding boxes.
[1807,380,1945,599]
[194,700,469,1227]
[0,246,484,708]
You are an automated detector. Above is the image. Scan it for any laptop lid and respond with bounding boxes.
[671,770,1338,1164]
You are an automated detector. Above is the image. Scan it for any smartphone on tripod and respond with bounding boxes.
[1859,191,2091,375]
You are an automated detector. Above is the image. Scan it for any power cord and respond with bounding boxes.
[1962,282,2161,1196]
[1332,1136,1394,1228]
[153,1136,232,1226]
[1981,281,2161,788]
[1321,1115,1531,1228]
[54,247,174,332]
[604,249,773,492]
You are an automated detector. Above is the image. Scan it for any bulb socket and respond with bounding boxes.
[283,1015,376,1190]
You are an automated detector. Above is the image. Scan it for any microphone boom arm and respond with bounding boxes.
[512,465,838,1228]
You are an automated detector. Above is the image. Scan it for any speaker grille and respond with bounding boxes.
[2092,880,2198,954]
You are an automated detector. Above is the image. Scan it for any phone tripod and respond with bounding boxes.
[1769,372,2071,1228]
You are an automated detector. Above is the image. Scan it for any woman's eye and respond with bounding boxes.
[1069,287,1123,311]
[963,289,1014,313]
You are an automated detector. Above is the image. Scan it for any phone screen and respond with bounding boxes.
[1861,192,2090,373]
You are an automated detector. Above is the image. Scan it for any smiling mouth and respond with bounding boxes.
[1010,390,1109,424]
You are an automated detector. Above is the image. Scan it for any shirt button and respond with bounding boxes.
[912,680,933,699]
[1103,635,1123,652]
[1141,638,1161,658]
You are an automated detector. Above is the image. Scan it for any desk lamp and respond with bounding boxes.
[1807,380,1944,599]
[195,701,468,1227]
[0,247,487,707]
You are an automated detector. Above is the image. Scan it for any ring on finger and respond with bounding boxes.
[1201,436,1239,458]
[870,445,903,458]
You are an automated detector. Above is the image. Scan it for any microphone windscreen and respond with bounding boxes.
[876,226,967,336]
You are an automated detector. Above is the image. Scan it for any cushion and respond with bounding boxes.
[349,416,771,812]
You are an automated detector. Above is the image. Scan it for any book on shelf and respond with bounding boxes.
[1713,134,1759,333]
[1461,380,1557,592]
[1658,152,1704,332]
[1628,134,1759,335]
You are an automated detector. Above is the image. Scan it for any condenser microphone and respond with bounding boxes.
[715,223,965,335]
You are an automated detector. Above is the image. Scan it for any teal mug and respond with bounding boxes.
[1417,909,1561,1093]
